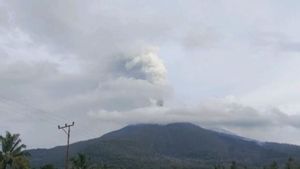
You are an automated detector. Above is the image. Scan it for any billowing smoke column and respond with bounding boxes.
[124,48,167,85]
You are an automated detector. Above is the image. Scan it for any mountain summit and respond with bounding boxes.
[29,123,300,169]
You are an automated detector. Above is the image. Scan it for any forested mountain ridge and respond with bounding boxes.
[29,123,300,169]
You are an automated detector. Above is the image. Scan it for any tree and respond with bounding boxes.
[70,153,92,169]
[40,164,57,169]
[285,157,294,169]
[230,161,237,169]
[214,164,225,169]
[270,161,278,169]
[0,131,30,169]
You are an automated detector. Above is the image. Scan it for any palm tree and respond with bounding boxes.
[0,131,30,169]
[70,153,92,169]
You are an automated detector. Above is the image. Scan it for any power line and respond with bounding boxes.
[0,96,60,122]
[0,95,103,145]
[58,122,75,169]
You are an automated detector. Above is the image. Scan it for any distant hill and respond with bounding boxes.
[28,123,300,169]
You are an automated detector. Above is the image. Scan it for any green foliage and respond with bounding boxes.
[0,131,30,169]
[270,161,279,169]
[230,161,237,169]
[29,123,300,169]
[70,153,92,169]
[214,164,225,169]
[40,164,57,169]
[211,158,299,169]
[285,157,294,169]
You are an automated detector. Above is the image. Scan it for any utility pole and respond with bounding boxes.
[58,122,75,169]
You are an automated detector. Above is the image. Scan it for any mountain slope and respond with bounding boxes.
[29,123,300,169]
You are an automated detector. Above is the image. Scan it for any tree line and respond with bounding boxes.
[213,158,297,169]
[0,131,299,169]
[0,131,107,169]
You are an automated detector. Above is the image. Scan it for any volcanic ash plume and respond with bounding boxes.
[125,48,167,85]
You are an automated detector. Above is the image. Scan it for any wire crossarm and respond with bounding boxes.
[58,121,75,169]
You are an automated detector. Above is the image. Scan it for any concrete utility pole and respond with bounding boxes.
[58,122,75,169]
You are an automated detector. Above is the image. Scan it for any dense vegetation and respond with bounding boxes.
[0,131,109,169]
[3,123,300,169]
[28,123,300,169]
[0,131,30,169]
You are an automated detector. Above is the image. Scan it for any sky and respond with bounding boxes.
[1,0,300,148]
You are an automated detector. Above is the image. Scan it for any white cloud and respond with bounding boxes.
[1,0,300,148]
[87,99,300,144]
